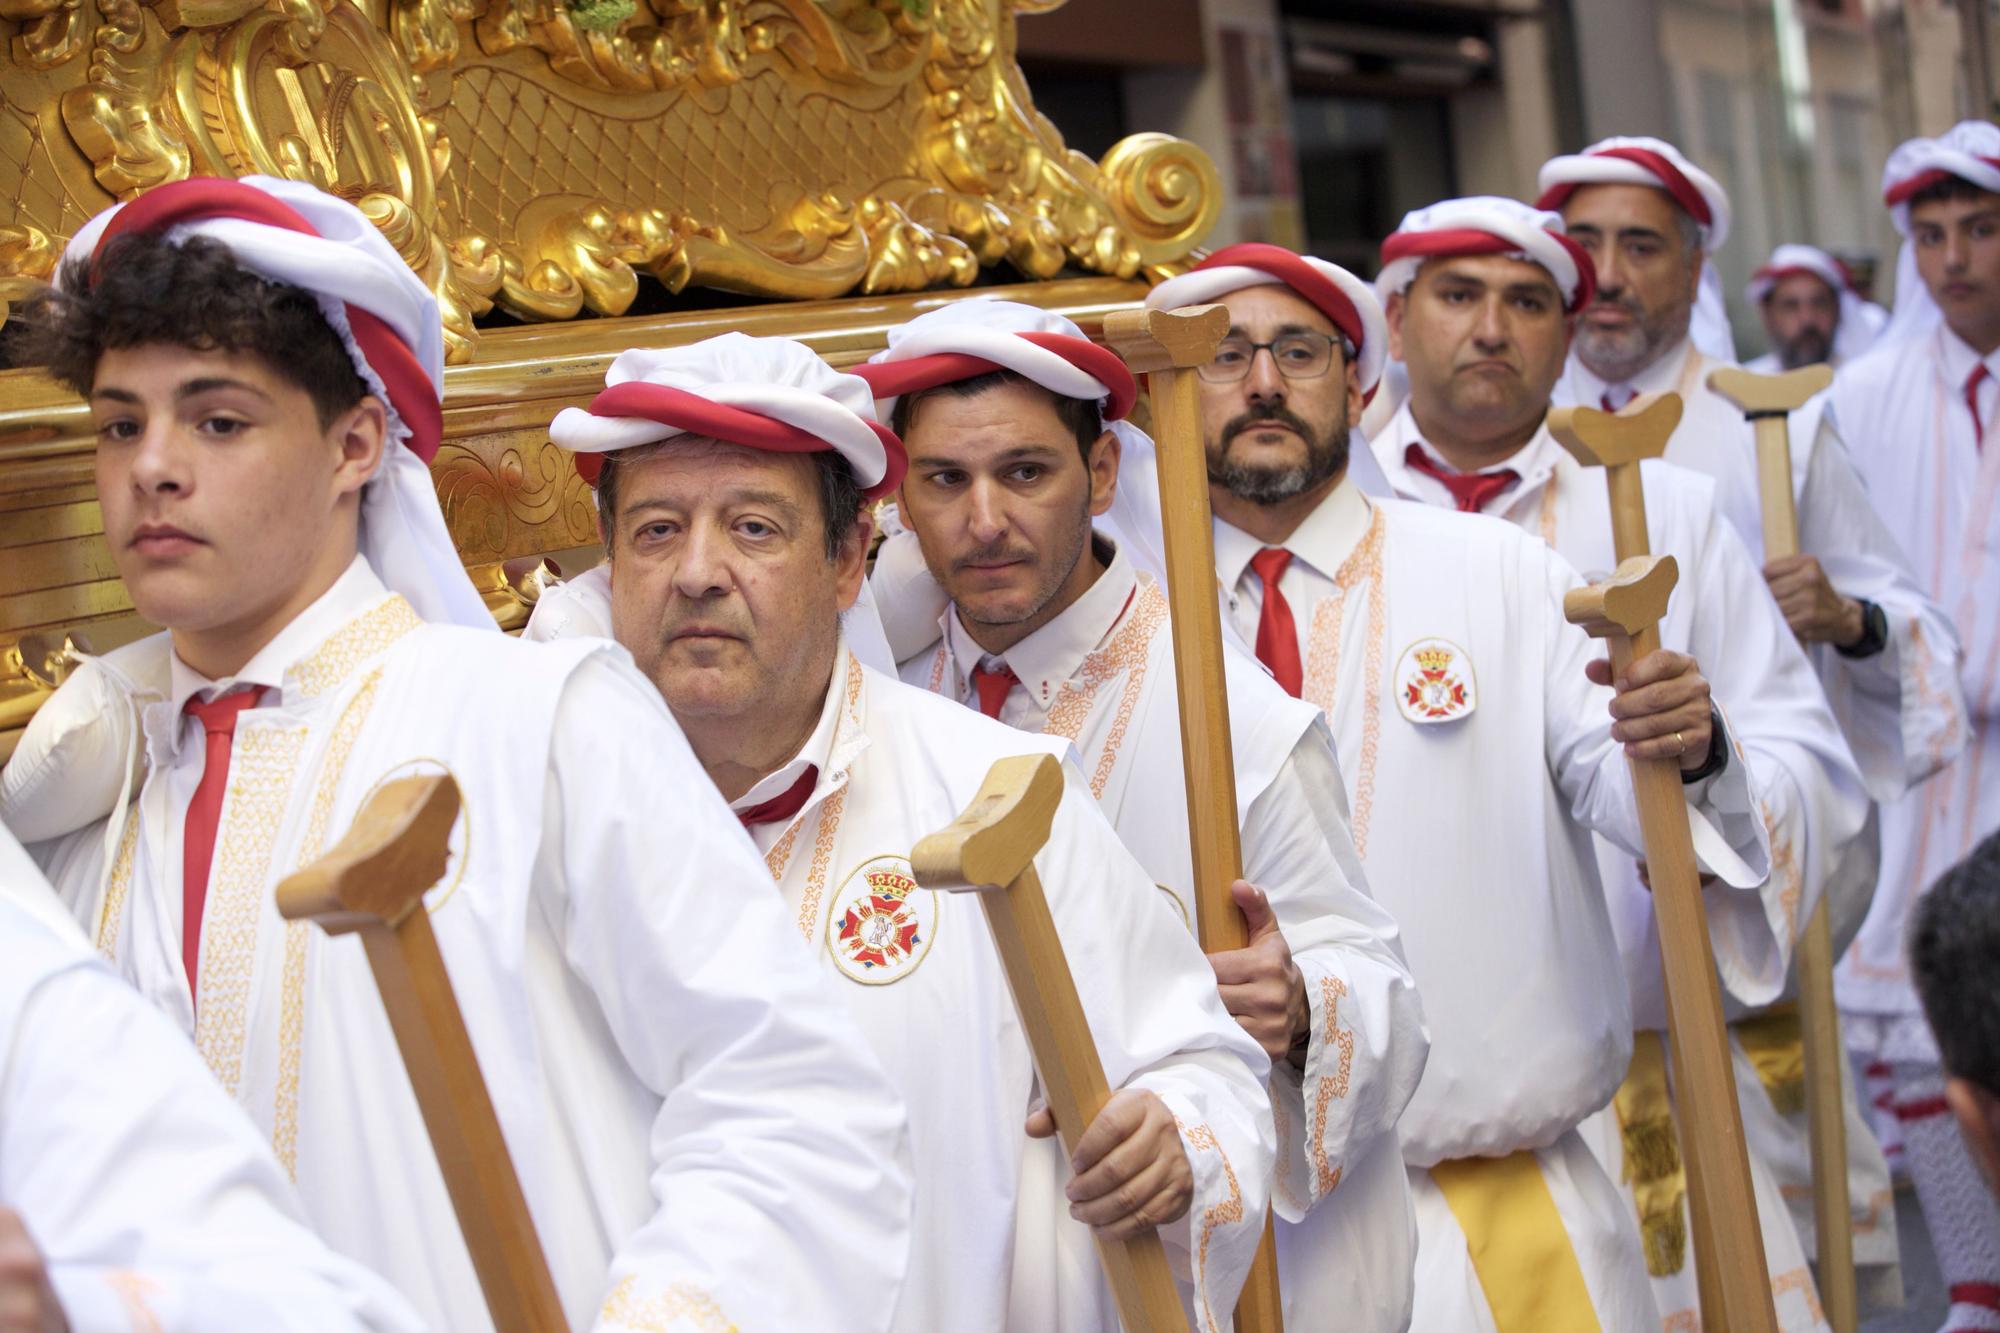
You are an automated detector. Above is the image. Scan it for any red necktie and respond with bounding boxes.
[1967,363,1990,446]
[1601,385,1636,413]
[1249,548,1303,698]
[1402,444,1521,515]
[181,686,266,1005]
[737,766,819,828]
[971,663,1020,719]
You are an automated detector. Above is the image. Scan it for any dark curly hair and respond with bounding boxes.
[11,229,367,428]
[889,369,1104,461]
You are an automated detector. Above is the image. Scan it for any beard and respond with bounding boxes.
[1573,291,1686,384]
[1208,402,1350,506]
[1778,326,1833,369]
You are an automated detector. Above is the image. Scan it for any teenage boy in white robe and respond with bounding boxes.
[0,176,914,1333]
[532,332,1275,1333]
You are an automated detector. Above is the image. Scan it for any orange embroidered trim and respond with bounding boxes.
[94,805,141,961]
[773,656,862,937]
[1301,512,1387,855]
[1664,1314,1698,1333]
[1771,1264,1825,1323]
[1760,804,1802,943]
[1040,584,1170,800]
[1310,974,1354,1199]
[1181,1119,1245,1333]
[926,643,948,695]
[1269,1084,1305,1214]
[1538,467,1560,548]
[1908,621,1962,775]
[104,1270,164,1333]
[598,1274,739,1332]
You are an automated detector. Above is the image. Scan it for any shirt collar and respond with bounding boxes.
[1936,322,2000,388]
[1564,335,1692,404]
[729,642,856,815]
[1375,402,1567,502]
[1214,475,1373,588]
[944,536,1135,707]
[167,554,387,719]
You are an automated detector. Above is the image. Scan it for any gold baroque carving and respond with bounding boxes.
[433,434,598,563]
[1,0,1219,359]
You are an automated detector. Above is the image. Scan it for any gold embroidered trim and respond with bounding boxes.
[1302,512,1387,855]
[289,596,423,700]
[1040,583,1170,799]
[1772,1265,1825,1325]
[94,805,141,961]
[1310,974,1353,1199]
[192,724,310,1096]
[772,656,863,936]
[1180,1118,1245,1333]
[598,1274,739,1332]
[1760,804,1803,943]
[1538,467,1559,548]
[105,1270,164,1333]
[926,643,948,695]
[272,669,390,1178]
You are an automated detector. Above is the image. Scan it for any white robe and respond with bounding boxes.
[896,541,1431,1333]
[1371,408,1876,1330]
[1825,325,2000,1023]
[730,646,1276,1332]
[0,831,421,1333]
[1213,481,1773,1331]
[1556,336,1966,806]
[5,557,916,1333]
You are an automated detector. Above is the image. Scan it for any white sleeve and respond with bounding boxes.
[2,961,423,1333]
[1538,547,1772,891]
[1798,413,1969,798]
[868,529,954,665]
[537,653,915,1333]
[1036,759,1276,1328]
[1241,725,1427,1221]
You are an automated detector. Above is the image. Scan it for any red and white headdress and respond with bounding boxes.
[1144,242,1389,401]
[61,176,490,629]
[1874,121,2000,345]
[1745,243,1887,365]
[1375,196,1596,313]
[852,298,1137,426]
[550,333,906,499]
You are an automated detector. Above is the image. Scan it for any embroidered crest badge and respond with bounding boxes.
[825,854,939,985]
[1395,637,1476,724]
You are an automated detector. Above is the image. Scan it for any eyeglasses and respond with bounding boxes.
[1199,331,1344,384]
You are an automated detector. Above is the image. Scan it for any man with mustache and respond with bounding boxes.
[0,176,916,1333]
[530,331,1276,1332]
[1818,121,2000,1333]
[1138,242,1776,1332]
[1366,196,1873,1330]
[1743,244,1886,374]
[860,298,1429,1331]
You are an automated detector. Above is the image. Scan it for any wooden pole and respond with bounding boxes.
[275,773,568,1333]
[911,753,1189,1332]
[1101,301,1286,1333]
[1549,397,1780,1333]
[1707,363,1858,1333]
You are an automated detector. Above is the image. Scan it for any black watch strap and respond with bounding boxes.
[1836,599,1890,660]
[1680,705,1729,785]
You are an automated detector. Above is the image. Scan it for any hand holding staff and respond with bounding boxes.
[1708,362,1857,1333]
[912,753,1188,1332]
[1102,301,1287,1333]
[276,773,567,1333]
[1552,398,1780,1333]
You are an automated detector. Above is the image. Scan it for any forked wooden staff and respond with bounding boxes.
[912,752,1188,1330]
[275,773,567,1333]
[1708,362,1857,1333]
[1549,396,1780,1333]
[1100,301,1286,1333]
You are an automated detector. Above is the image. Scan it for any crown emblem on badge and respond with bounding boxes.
[1414,645,1454,673]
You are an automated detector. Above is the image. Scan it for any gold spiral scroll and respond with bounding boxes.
[1101,132,1224,274]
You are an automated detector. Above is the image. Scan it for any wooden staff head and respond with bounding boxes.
[1100,304,1229,373]
[277,773,460,934]
[911,752,1065,892]
[1547,393,1684,472]
[1564,554,1679,640]
[1706,364,1832,418]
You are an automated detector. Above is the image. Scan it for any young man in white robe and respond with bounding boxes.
[1743,244,1887,375]
[1136,241,1775,1331]
[0,825,420,1333]
[1820,121,2000,1333]
[0,177,915,1333]
[855,298,1430,1331]
[1539,138,1969,1289]
[530,332,1276,1332]
[1366,196,1876,1330]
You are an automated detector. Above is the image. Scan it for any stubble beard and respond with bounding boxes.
[1209,403,1350,506]
[949,491,1095,630]
[1574,295,1687,386]
[1778,326,1833,370]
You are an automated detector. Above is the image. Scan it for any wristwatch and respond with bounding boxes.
[1836,599,1890,660]
[1680,706,1729,785]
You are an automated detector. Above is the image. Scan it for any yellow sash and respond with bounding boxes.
[1612,1030,1688,1276]
[1732,1003,1807,1118]
[1431,1149,1602,1332]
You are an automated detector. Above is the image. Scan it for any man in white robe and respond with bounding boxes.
[530,332,1276,1332]
[1744,244,1887,375]
[0,825,420,1333]
[0,177,914,1333]
[857,299,1430,1331]
[1366,196,1875,1329]
[1821,122,2000,1333]
[1140,241,1775,1331]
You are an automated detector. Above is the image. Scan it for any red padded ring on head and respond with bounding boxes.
[1535,146,1713,232]
[1197,242,1368,353]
